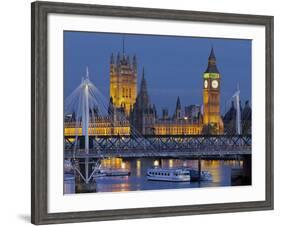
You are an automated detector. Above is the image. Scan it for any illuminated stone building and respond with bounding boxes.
[130,71,203,135]
[154,119,202,135]
[153,96,203,135]
[65,48,138,137]
[202,47,224,134]
[64,47,225,136]
[184,105,201,120]
[64,114,130,136]
[64,82,132,137]
[109,51,137,117]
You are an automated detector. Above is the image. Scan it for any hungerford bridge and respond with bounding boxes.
[64,69,251,184]
[64,134,251,158]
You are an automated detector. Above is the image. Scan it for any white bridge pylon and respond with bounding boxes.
[81,67,90,183]
[232,84,241,135]
[65,67,102,184]
[65,67,112,184]
[64,67,151,184]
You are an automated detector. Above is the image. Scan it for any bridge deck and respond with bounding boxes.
[64,135,251,158]
[64,148,251,158]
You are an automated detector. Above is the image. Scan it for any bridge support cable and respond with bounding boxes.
[64,68,159,183]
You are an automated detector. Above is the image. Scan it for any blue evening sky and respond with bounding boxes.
[64,31,251,115]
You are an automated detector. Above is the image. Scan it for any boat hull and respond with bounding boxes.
[147,175,190,182]
[100,169,131,177]
[146,167,191,182]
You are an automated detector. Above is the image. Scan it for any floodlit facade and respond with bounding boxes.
[109,52,137,117]
[202,48,224,134]
[64,48,225,136]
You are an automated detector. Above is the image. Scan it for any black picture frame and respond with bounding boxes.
[31,1,274,224]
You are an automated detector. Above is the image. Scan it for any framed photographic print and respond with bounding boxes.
[31,1,274,224]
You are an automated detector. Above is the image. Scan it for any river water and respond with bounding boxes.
[64,157,251,194]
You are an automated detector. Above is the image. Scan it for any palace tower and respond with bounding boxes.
[109,50,137,117]
[202,47,224,134]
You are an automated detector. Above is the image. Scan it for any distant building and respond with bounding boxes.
[162,108,169,120]
[242,100,251,134]
[223,100,251,135]
[223,101,238,135]
[184,105,201,120]
[154,96,202,135]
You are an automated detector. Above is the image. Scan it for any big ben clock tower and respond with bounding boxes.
[203,47,224,134]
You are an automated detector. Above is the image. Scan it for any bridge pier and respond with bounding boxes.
[231,154,252,186]
[76,181,96,193]
[74,159,97,193]
[198,156,201,182]
[158,158,162,167]
[244,155,252,184]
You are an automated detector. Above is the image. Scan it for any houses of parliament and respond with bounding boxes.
[65,47,226,136]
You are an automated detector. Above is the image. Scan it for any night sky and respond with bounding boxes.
[64,31,251,115]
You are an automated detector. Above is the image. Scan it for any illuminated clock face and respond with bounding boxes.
[204,80,208,88]
[212,80,219,89]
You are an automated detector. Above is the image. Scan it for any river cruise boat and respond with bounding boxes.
[91,158,131,177]
[100,168,131,176]
[147,167,191,182]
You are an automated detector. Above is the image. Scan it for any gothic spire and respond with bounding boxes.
[117,52,120,65]
[126,55,130,65]
[176,96,181,110]
[121,36,126,63]
[136,67,150,108]
[133,54,137,65]
[174,96,181,120]
[110,53,114,64]
[209,46,216,60]
[132,54,137,72]
[122,36,125,56]
[153,104,158,118]
[205,47,220,73]
[108,96,114,115]
[140,67,148,94]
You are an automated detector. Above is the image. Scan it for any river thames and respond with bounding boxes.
[64,157,251,194]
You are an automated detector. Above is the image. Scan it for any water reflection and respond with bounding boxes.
[168,159,174,168]
[136,159,141,177]
[64,157,249,194]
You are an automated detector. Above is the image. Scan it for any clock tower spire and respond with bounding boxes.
[202,47,224,134]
